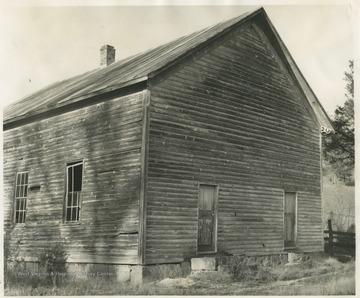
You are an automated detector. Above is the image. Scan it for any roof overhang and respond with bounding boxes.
[4,7,334,134]
[3,76,148,131]
[259,9,334,133]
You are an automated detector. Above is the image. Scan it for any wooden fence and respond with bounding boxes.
[324,219,355,257]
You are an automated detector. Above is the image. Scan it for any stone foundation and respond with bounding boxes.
[217,254,289,272]
[67,263,131,282]
[191,257,217,271]
[5,260,191,285]
[130,261,191,285]
[7,253,324,285]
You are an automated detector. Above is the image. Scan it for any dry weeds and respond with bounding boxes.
[4,256,355,296]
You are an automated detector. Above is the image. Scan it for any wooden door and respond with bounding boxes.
[197,185,217,253]
[284,192,296,247]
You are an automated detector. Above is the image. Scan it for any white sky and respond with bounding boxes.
[0,0,356,117]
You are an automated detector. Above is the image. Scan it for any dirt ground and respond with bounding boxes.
[4,256,355,296]
[141,257,355,295]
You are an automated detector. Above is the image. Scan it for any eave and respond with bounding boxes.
[3,77,148,131]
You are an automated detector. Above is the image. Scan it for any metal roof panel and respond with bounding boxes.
[3,9,256,122]
[3,7,333,131]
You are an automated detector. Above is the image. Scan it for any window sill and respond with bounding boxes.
[196,251,216,255]
[284,246,299,251]
[62,221,82,226]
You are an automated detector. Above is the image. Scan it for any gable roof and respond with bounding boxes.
[3,7,333,131]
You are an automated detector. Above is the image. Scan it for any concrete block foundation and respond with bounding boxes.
[113,265,131,282]
[130,261,191,285]
[7,252,310,285]
[191,257,217,271]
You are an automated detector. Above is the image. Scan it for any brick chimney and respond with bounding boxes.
[100,45,115,67]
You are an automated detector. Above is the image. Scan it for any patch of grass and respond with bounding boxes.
[4,270,53,296]
[275,272,355,295]
[190,270,232,284]
[5,256,355,296]
[144,264,183,282]
[275,256,348,281]
[224,256,277,283]
[6,276,123,296]
[4,273,181,296]
[4,264,52,291]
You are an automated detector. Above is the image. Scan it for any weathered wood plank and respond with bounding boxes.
[3,91,145,265]
[138,90,150,265]
[145,21,322,263]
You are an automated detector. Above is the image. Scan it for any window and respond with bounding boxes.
[65,161,83,222]
[284,192,297,248]
[14,172,29,223]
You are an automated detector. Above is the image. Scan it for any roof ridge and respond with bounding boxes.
[5,5,333,133]
[4,8,263,122]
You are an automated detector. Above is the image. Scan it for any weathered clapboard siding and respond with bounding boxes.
[217,186,284,255]
[296,191,323,251]
[145,22,322,264]
[3,91,146,264]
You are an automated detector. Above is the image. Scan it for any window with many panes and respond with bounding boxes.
[65,161,83,222]
[14,172,29,223]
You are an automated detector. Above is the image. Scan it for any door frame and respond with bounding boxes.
[283,191,298,249]
[196,183,219,254]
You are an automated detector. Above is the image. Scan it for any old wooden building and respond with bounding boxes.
[3,8,333,273]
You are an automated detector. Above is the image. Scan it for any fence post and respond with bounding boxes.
[328,219,333,256]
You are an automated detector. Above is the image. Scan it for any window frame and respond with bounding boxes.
[64,161,84,223]
[14,171,29,224]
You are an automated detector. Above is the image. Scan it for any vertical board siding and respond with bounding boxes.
[3,91,145,264]
[146,23,322,264]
